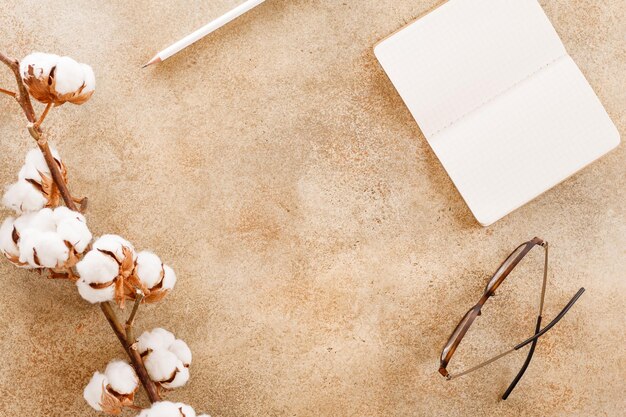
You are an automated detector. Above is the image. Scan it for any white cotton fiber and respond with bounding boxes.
[2,180,47,213]
[169,339,192,366]
[76,279,115,303]
[136,327,176,355]
[4,207,92,271]
[76,250,118,303]
[31,231,68,268]
[137,401,196,417]
[135,251,163,289]
[18,164,41,183]
[81,63,96,93]
[0,217,18,257]
[138,328,191,390]
[19,148,55,184]
[53,56,85,95]
[162,265,177,290]
[53,206,85,224]
[24,148,50,172]
[20,52,59,80]
[104,360,138,395]
[160,363,189,389]
[177,403,197,417]
[76,250,119,284]
[144,349,179,382]
[17,228,41,266]
[93,234,135,262]
[56,217,92,253]
[83,371,108,411]
[25,208,56,232]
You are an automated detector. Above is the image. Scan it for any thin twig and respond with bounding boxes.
[0,87,16,97]
[1,51,161,404]
[34,102,52,129]
[125,291,144,342]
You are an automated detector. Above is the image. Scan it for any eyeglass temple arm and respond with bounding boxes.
[500,286,585,398]
[502,242,549,399]
[448,287,585,381]
[502,282,585,400]
[502,316,541,399]
[513,287,585,351]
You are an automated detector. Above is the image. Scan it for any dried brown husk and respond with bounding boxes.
[21,156,67,209]
[22,64,93,106]
[131,262,171,304]
[96,246,137,309]
[98,380,138,415]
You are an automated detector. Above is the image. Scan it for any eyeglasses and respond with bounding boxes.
[439,237,585,399]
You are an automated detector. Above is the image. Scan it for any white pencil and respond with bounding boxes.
[143,0,266,67]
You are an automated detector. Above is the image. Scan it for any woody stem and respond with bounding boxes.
[0,51,36,122]
[101,302,161,403]
[1,51,160,404]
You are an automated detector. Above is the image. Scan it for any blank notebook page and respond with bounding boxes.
[375,0,620,225]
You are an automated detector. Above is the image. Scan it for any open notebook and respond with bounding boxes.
[374,0,620,226]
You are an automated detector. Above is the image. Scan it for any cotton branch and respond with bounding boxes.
[0,51,160,404]
[0,51,36,122]
[101,302,161,403]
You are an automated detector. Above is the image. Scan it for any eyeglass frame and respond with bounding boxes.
[438,237,585,399]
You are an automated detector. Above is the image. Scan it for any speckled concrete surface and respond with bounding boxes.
[0,1,624,416]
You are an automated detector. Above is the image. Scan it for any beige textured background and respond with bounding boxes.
[0,1,624,416]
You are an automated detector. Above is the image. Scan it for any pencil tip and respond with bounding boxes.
[142,55,162,68]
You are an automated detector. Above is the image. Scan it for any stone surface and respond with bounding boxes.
[0,1,624,416]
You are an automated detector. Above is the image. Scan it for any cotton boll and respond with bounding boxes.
[53,56,85,95]
[76,250,119,303]
[31,231,68,267]
[83,371,108,411]
[2,180,47,213]
[162,265,177,290]
[21,53,94,105]
[169,339,192,366]
[93,234,135,262]
[104,360,138,395]
[11,211,57,266]
[0,217,18,258]
[160,363,189,389]
[57,217,92,253]
[135,251,163,289]
[144,349,179,383]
